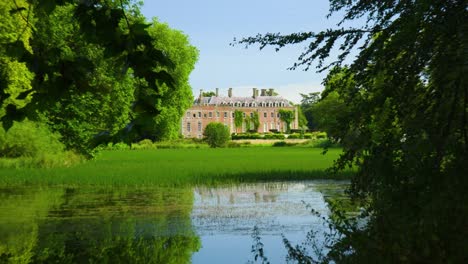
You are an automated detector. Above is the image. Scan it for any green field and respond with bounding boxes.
[0,147,349,186]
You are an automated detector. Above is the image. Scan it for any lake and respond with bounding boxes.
[0,181,349,263]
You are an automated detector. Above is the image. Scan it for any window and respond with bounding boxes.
[232,112,235,117]
[243,113,246,118]
[193,114,196,118]
[198,122,202,132]
[198,112,201,118]
[271,112,274,118]
[209,112,212,118]
[204,113,207,118]
[263,123,267,132]
[277,113,280,118]
[186,112,191,117]
[250,113,254,118]
[264,112,267,118]
[224,112,228,118]
[187,122,191,132]
[216,112,220,118]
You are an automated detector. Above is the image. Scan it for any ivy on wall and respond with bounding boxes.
[279,109,294,133]
[234,110,244,133]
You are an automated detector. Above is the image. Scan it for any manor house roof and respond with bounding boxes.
[195,96,292,107]
[194,88,293,107]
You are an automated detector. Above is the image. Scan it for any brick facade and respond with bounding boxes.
[181,88,298,138]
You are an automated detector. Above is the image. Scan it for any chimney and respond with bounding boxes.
[199,89,203,103]
[255,89,259,98]
[252,88,257,98]
[216,88,219,97]
[268,88,274,96]
[228,88,232,98]
[261,89,267,96]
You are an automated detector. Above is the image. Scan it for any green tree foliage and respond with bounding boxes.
[235,0,468,262]
[1,1,197,158]
[27,4,136,155]
[201,91,216,97]
[308,67,354,139]
[203,122,230,148]
[146,18,199,141]
[299,92,320,129]
[278,109,294,133]
[310,91,350,140]
[296,106,308,129]
[0,0,35,124]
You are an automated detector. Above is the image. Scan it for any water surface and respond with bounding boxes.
[0,181,348,263]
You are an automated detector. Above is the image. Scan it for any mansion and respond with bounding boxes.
[181,88,298,138]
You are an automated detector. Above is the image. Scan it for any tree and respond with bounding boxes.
[296,106,308,130]
[310,91,349,140]
[203,122,230,148]
[0,0,34,123]
[27,4,135,155]
[300,92,321,130]
[278,109,294,133]
[1,1,197,157]
[1,1,176,156]
[147,18,199,141]
[235,0,468,262]
[202,91,216,97]
[300,92,320,106]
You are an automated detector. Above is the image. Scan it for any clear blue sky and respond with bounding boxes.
[141,0,344,103]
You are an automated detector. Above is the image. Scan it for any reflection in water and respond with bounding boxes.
[0,187,200,264]
[191,181,346,263]
[0,181,347,264]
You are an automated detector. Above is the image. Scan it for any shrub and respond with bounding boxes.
[232,133,263,140]
[227,141,251,148]
[287,133,303,139]
[203,122,230,148]
[132,139,155,150]
[264,133,285,140]
[272,141,297,147]
[272,141,288,147]
[316,132,327,139]
[0,120,64,158]
[289,129,303,133]
[0,120,82,168]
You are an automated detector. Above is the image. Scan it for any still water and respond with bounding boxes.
[0,181,348,263]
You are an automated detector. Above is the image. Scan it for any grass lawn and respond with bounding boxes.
[0,147,350,187]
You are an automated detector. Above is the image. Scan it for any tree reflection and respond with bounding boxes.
[0,187,200,264]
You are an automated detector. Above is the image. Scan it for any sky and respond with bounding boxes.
[141,0,346,103]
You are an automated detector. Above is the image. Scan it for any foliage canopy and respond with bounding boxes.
[0,1,198,158]
[235,0,468,262]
